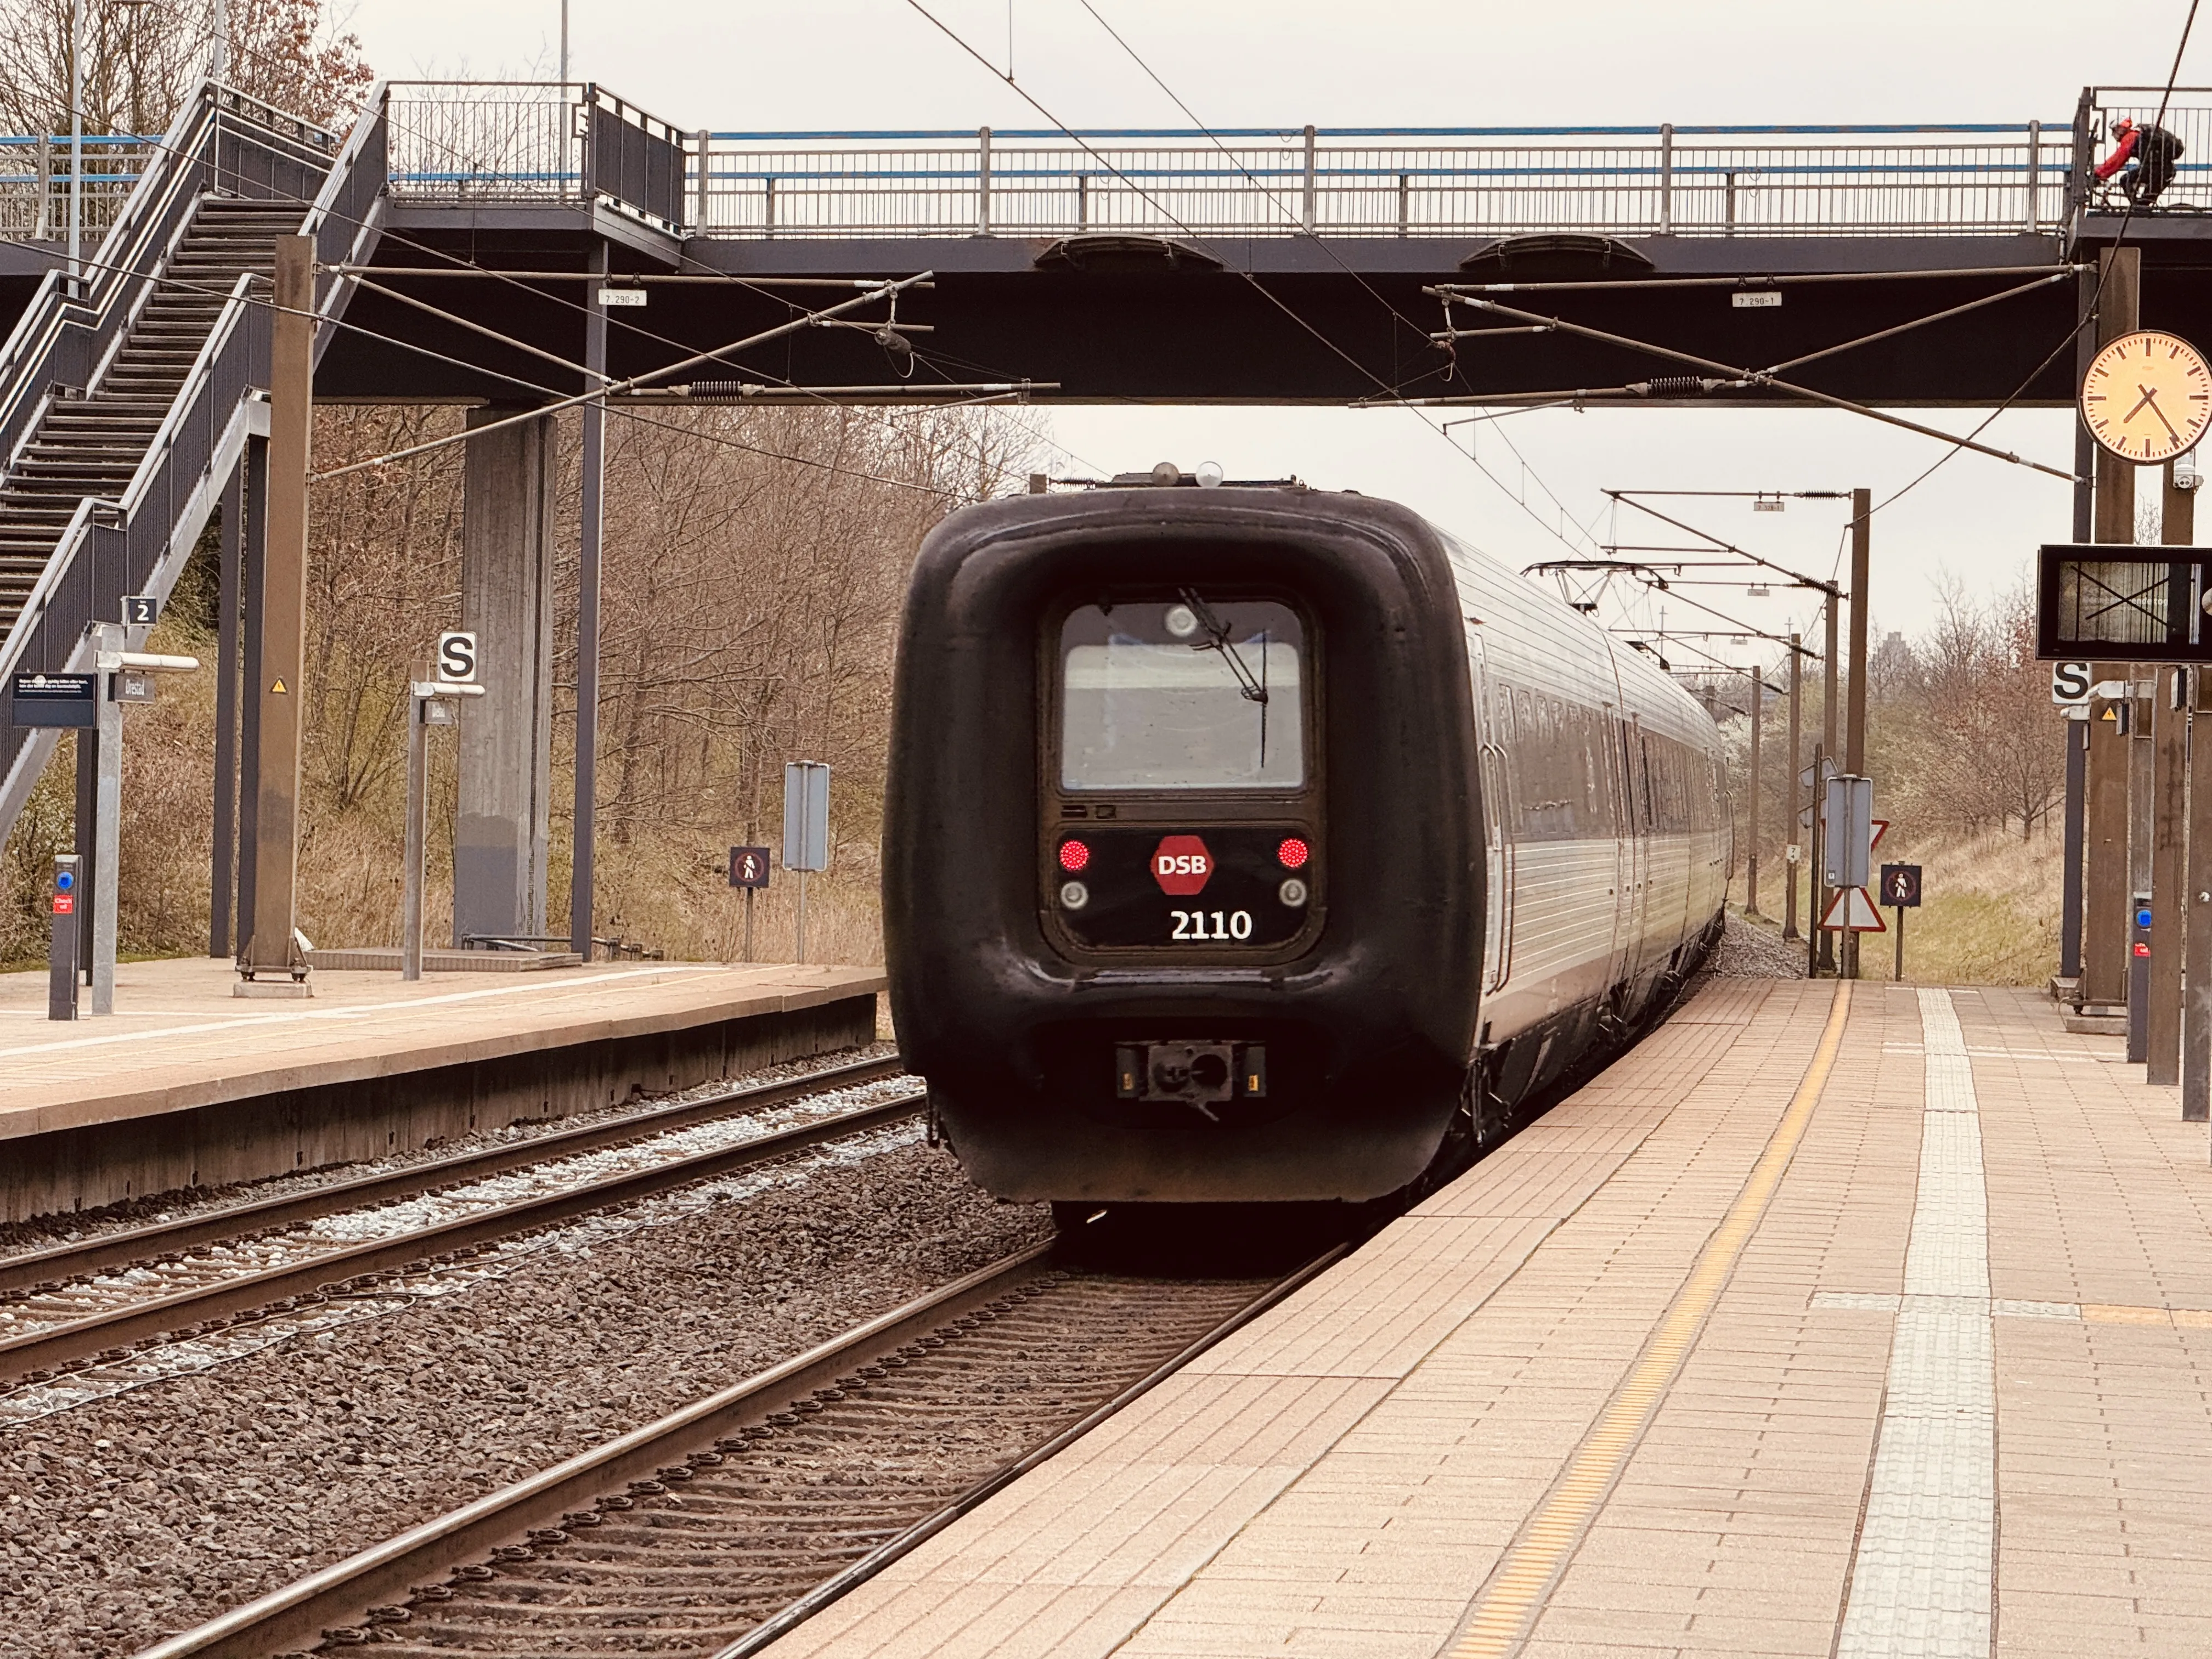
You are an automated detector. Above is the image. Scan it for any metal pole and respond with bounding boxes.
[2026,120,2041,235]
[2154,464,2197,1090]
[2060,717,2086,985]
[1895,905,1905,982]
[2085,246,2141,1011]
[977,127,991,236]
[68,0,82,281]
[743,884,754,963]
[1818,594,1839,972]
[210,461,242,956]
[795,868,809,964]
[1658,122,1673,235]
[693,128,709,231]
[1746,663,1762,918]
[2186,664,2212,1121]
[91,622,121,1015]
[571,244,607,960]
[1842,488,1871,981]
[1783,633,1802,941]
[403,690,427,981]
[1808,740,1824,978]
[1302,124,1318,232]
[236,435,267,944]
[210,0,226,78]
[559,0,568,85]
[239,236,314,991]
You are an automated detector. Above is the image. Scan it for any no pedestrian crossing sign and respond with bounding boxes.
[728,846,771,889]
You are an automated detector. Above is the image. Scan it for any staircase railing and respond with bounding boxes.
[0,81,387,848]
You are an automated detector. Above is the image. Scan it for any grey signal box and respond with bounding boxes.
[1823,774,1872,889]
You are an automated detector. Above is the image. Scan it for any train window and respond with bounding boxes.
[1058,599,1306,791]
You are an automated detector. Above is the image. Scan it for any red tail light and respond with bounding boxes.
[1058,839,1091,873]
[1276,837,1310,869]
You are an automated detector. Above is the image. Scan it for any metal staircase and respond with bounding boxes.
[0,200,303,619]
[0,80,389,844]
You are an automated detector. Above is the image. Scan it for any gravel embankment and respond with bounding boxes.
[0,1133,1048,1659]
[0,1041,900,1260]
[1700,909,1809,980]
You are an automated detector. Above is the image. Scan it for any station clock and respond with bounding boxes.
[2079,329,2212,464]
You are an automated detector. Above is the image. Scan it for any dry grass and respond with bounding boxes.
[1861,826,2061,987]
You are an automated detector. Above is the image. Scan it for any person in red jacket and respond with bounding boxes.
[2097,119,2186,206]
[2097,119,2142,185]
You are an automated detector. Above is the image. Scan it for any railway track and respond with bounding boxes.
[0,1053,915,1391]
[136,1236,1349,1659]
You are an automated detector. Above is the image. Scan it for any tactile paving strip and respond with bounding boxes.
[1834,988,1995,1659]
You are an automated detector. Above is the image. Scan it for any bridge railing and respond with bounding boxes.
[386,82,687,231]
[687,123,2076,241]
[0,136,157,241]
[376,92,2083,241]
[2082,89,2212,213]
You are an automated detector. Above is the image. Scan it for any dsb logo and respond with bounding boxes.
[1152,834,1213,896]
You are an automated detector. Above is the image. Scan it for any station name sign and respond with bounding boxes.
[8,671,97,728]
[2034,543,2212,663]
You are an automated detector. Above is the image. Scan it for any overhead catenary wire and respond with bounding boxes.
[313,273,935,478]
[0,233,969,495]
[1070,0,1605,555]
[906,0,1602,558]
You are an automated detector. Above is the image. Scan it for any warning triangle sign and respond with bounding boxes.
[1820,886,1886,932]
[270,678,287,694]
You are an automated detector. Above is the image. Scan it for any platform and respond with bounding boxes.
[0,956,883,1221]
[783,979,2212,1658]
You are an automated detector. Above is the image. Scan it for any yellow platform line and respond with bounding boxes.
[1443,980,1854,1659]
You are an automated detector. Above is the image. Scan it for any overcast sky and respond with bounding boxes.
[338,0,2206,652]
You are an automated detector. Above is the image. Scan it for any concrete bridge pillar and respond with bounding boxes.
[455,407,556,946]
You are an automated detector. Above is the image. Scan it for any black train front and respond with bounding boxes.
[882,480,1726,1207]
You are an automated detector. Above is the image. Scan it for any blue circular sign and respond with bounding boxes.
[55,870,74,893]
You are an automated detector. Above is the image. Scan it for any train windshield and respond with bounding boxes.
[1058,599,1305,791]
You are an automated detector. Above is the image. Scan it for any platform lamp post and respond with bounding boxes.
[66,0,82,282]
[87,617,200,1015]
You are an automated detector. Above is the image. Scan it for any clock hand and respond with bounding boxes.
[2140,383,2183,443]
[2122,386,2158,424]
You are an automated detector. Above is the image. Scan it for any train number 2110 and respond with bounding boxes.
[1170,909,1254,941]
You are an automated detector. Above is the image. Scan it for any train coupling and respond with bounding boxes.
[1114,1041,1267,1113]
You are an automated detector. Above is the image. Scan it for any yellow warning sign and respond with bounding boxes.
[270,679,287,694]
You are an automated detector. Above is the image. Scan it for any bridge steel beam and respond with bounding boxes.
[2084,245,2140,1013]
[455,407,558,949]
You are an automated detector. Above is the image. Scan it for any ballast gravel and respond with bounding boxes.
[0,1135,1049,1659]
[0,1040,900,1261]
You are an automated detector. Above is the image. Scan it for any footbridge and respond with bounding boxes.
[0,79,2203,964]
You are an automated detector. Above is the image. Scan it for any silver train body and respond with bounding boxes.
[1444,527,1731,1107]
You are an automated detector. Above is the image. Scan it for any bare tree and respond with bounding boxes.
[0,0,372,137]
